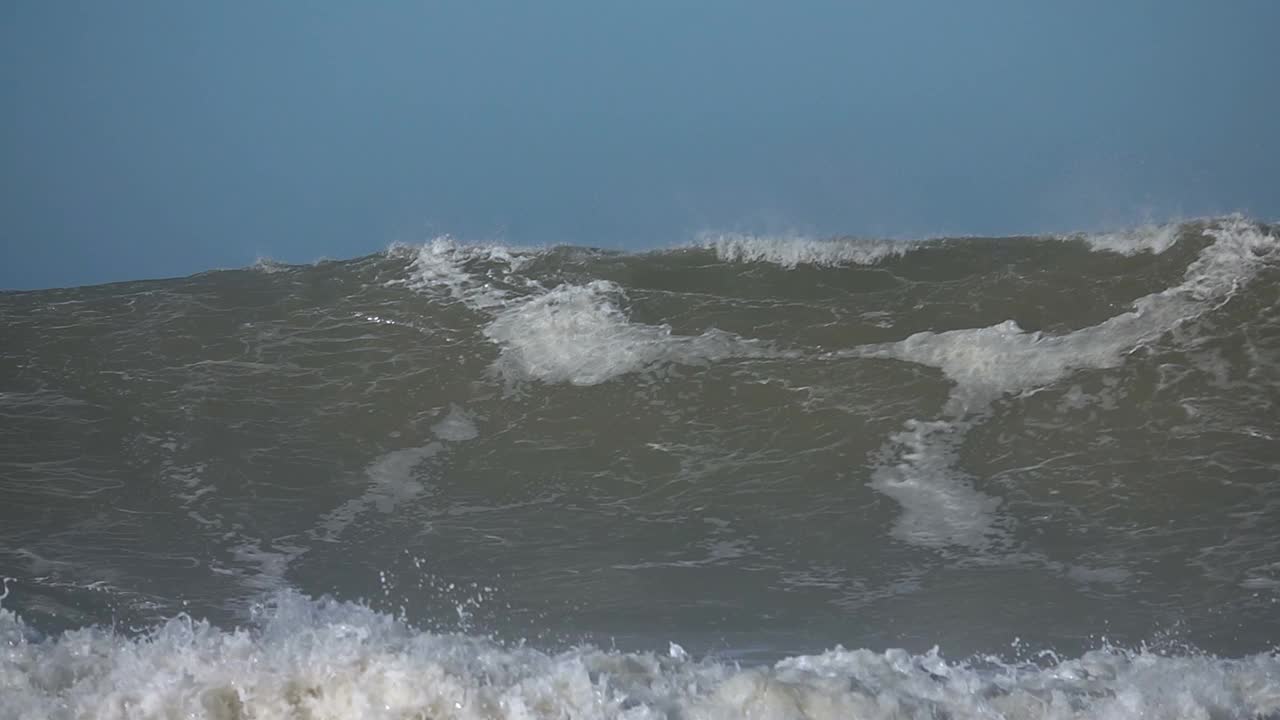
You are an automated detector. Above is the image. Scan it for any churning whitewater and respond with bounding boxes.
[1,217,1279,718]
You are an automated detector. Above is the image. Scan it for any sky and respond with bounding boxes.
[2,2,1278,290]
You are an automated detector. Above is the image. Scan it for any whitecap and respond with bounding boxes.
[1070,222,1182,256]
[408,241,772,386]
[1,591,1276,720]
[855,218,1278,549]
[484,281,767,385]
[700,231,921,268]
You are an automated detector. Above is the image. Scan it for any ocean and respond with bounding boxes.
[1,216,1277,718]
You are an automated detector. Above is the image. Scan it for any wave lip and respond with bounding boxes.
[407,235,533,309]
[700,231,921,268]
[2,592,1277,720]
[698,221,1187,269]
[867,217,1277,410]
[1068,222,1183,256]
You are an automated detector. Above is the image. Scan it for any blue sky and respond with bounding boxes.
[3,2,1277,289]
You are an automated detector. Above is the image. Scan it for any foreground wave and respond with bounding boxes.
[4,592,1278,720]
[3,216,1279,719]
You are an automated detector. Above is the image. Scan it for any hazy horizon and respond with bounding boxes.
[4,2,1278,289]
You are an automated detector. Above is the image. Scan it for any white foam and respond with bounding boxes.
[484,281,767,386]
[869,419,1003,548]
[227,540,308,596]
[862,316,1159,415]
[701,223,1184,269]
[704,221,1184,269]
[864,218,1277,412]
[857,218,1278,548]
[249,257,291,274]
[317,444,443,541]
[701,231,920,268]
[1072,223,1182,256]
[2,592,1277,720]
[409,240,771,386]
[316,407,479,543]
[431,404,479,442]
[407,236,531,309]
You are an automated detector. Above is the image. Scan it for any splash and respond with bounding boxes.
[1,591,1276,720]
[483,280,768,386]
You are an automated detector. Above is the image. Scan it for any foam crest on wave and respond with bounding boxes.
[484,281,769,386]
[406,236,533,309]
[852,218,1277,548]
[700,222,1184,269]
[408,239,771,385]
[700,231,921,268]
[2,592,1277,720]
[868,419,1003,549]
[1070,222,1182,256]
[865,217,1276,410]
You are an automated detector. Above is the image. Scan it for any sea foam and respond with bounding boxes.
[700,222,1185,269]
[1,591,1276,720]
[482,280,766,386]
[854,218,1278,548]
[700,231,920,268]
[1071,222,1182,256]
[409,239,771,386]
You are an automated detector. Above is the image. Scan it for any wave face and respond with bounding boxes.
[2,217,1279,718]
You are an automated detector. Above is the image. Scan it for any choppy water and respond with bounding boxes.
[2,217,1278,718]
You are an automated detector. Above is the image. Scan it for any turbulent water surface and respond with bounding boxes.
[2,217,1279,718]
